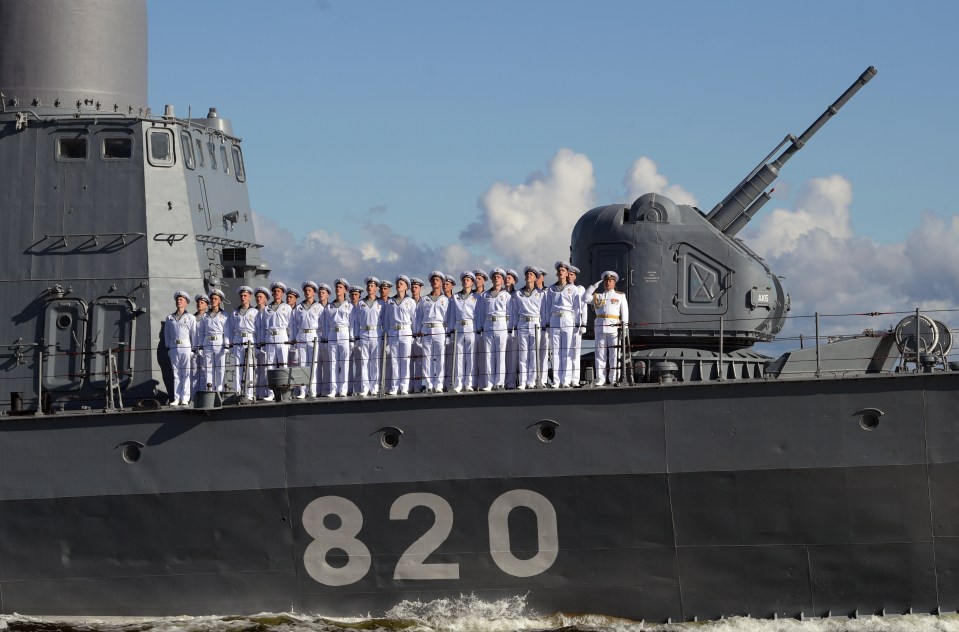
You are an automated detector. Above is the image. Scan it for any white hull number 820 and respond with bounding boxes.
[302,490,559,586]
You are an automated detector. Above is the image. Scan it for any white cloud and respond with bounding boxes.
[461,148,595,266]
[623,156,698,207]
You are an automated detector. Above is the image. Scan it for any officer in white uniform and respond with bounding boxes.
[292,281,323,398]
[326,278,354,397]
[476,267,512,391]
[415,271,451,393]
[568,265,586,386]
[226,285,257,401]
[450,270,479,392]
[384,275,416,395]
[352,276,384,397]
[164,291,197,406]
[199,288,228,392]
[585,270,630,386]
[510,266,544,389]
[542,261,580,388]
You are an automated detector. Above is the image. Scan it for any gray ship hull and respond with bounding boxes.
[1,372,956,621]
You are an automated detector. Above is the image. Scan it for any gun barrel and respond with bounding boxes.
[708,66,877,234]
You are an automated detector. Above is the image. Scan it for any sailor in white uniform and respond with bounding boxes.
[450,270,479,392]
[384,275,417,395]
[262,281,293,374]
[568,265,586,386]
[292,281,324,398]
[316,283,332,395]
[584,270,630,386]
[199,288,228,392]
[510,266,544,390]
[415,271,451,393]
[253,286,273,400]
[285,287,300,366]
[325,278,354,397]
[476,267,512,391]
[535,267,550,387]
[409,278,425,392]
[191,293,209,397]
[164,290,197,406]
[471,269,487,386]
[377,278,394,391]
[542,261,580,388]
[353,276,384,397]
[504,269,520,389]
[226,285,257,401]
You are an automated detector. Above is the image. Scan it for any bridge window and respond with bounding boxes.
[194,137,205,167]
[219,145,229,174]
[180,131,195,170]
[146,128,175,167]
[102,137,133,160]
[207,140,217,170]
[232,145,246,182]
[56,137,87,161]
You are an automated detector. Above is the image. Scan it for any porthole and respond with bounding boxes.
[529,419,560,443]
[122,444,141,463]
[372,426,403,449]
[855,407,884,431]
[56,137,88,161]
[56,313,73,330]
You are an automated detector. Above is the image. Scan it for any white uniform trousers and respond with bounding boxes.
[538,329,550,386]
[572,329,584,384]
[444,335,454,390]
[327,334,351,397]
[169,347,193,404]
[256,347,271,398]
[505,330,518,388]
[191,352,205,397]
[388,328,413,394]
[296,337,320,397]
[356,335,383,395]
[594,330,620,385]
[317,341,330,396]
[516,325,541,388]
[203,338,227,391]
[549,314,576,386]
[420,328,446,391]
[483,327,508,388]
[232,339,256,399]
[452,330,475,390]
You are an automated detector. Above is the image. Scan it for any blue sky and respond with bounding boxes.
[148,0,959,342]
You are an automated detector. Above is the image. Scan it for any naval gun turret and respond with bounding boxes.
[571,67,876,356]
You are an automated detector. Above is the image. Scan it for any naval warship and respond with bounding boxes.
[1,0,957,622]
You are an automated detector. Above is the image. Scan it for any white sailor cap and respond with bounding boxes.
[490,267,506,279]
[318,283,332,293]
[569,265,580,275]
[194,293,209,304]
[349,285,362,294]
[537,267,547,276]
[380,278,393,288]
[505,268,519,280]
[429,270,445,282]
[365,276,380,286]
[473,268,488,279]
[254,286,270,297]
[237,285,253,295]
[523,265,538,277]
[554,260,570,271]
[444,274,455,284]
[396,274,411,287]
[302,280,319,293]
[174,290,191,302]
[334,277,349,288]
[602,270,620,282]
[270,281,287,292]
[286,287,300,298]
[209,288,225,300]
[410,277,425,287]
[460,270,476,282]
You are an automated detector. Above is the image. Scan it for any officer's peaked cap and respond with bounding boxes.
[602,270,620,281]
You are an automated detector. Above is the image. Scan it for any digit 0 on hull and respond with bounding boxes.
[0,0,957,623]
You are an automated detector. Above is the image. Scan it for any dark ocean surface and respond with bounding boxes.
[2,596,956,632]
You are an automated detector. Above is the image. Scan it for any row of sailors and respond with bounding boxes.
[162,262,628,405]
